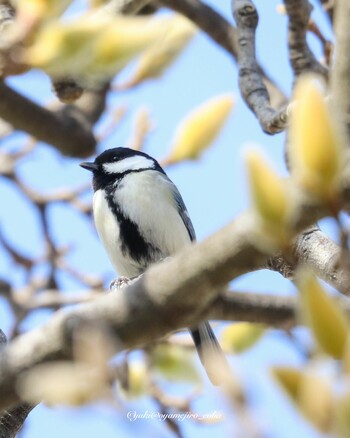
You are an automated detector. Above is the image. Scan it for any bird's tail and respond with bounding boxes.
[190,321,230,386]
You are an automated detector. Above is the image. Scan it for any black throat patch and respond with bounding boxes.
[104,183,163,272]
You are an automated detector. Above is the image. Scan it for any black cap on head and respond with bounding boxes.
[94,147,152,165]
[80,147,165,192]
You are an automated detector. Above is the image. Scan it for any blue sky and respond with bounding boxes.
[0,0,334,436]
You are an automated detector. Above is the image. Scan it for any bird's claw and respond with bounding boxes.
[110,274,143,291]
[110,276,131,290]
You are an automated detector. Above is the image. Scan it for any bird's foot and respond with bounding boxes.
[110,276,131,290]
[110,274,143,291]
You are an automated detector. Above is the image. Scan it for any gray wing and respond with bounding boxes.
[168,178,196,242]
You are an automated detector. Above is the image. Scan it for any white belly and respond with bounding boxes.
[93,190,139,277]
[93,171,192,277]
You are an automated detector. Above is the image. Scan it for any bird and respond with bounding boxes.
[80,147,229,385]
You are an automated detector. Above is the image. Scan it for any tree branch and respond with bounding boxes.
[292,227,350,294]
[0,208,269,411]
[1,288,295,411]
[330,0,350,142]
[0,330,34,438]
[0,403,34,438]
[0,173,348,410]
[316,0,334,24]
[0,2,14,31]
[160,0,238,57]
[268,227,350,296]
[159,0,287,109]
[0,81,108,157]
[208,291,297,328]
[232,0,289,134]
[283,0,328,78]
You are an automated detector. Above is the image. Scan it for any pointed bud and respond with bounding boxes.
[335,392,350,438]
[25,17,105,76]
[120,15,196,89]
[151,345,200,383]
[164,94,234,165]
[289,76,342,200]
[343,337,350,374]
[16,0,72,22]
[298,271,349,359]
[120,360,149,399]
[85,15,170,83]
[245,149,295,249]
[221,322,265,353]
[89,0,106,7]
[273,366,303,402]
[246,150,289,224]
[18,362,109,406]
[298,372,333,433]
[25,15,169,82]
[274,367,332,433]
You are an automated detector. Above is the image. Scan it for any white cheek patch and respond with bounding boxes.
[103,156,155,174]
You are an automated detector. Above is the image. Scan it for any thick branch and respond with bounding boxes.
[0,181,343,411]
[0,403,34,438]
[209,291,297,328]
[0,81,108,157]
[160,0,238,57]
[0,330,34,438]
[293,227,350,294]
[0,209,265,411]
[283,0,328,78]
[0,2,13,31]
[330,0,350,142]
[0,287,296,411]
[159,0,287,109]
[268,227,350,296]
[1,159,350,409]
[232,0,289,134]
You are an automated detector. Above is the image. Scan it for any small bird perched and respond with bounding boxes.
[81,147,228,385]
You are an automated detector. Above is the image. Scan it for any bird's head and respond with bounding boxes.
[80,147,163,191]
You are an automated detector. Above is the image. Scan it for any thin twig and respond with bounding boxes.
[126,108,153,151]
[316,0,334,24]
[307,19,333,67]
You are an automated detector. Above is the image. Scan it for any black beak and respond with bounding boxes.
[80,162,99,172]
